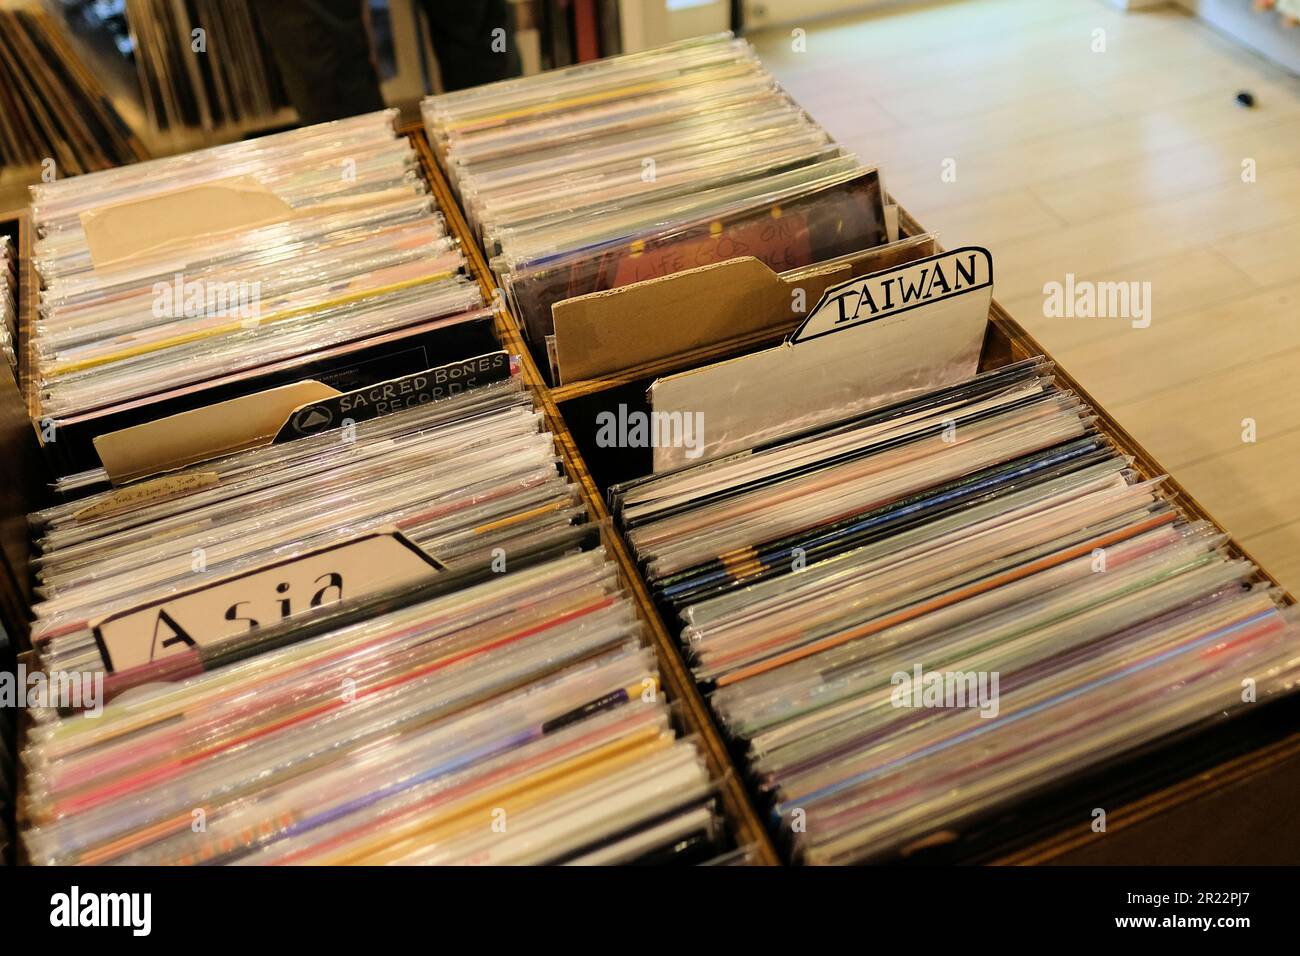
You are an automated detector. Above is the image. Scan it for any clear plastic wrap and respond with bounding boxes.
[27,110,483,430]
[421,34,890,381]
[22,374,725,865]
[613,356,1300,863]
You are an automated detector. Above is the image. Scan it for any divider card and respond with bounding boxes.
[550,233,939,384]
[647,247,993,471]
[91,531,443,672]
[789,247,992,343]
[89,351,513,484]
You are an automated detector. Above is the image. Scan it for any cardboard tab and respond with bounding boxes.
[93,380,340,485]
[551,234,938,384]
[90,530,442,672]
[80,176,294,270]
[553,258,789,384]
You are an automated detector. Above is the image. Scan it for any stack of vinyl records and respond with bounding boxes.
[612,357,1300,864]
[422,33,890,379]
[20,373,729,866]
[27,110,492,479]
[1,620,12,866]
[0,235,13,373]
[0,9,146,175]
[124,0,286,132]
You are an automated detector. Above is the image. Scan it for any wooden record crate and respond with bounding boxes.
[3,127,1296,865]
[408,126,1300,865]
[0,140,782,866]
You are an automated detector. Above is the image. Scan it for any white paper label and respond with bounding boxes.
[791,246,992,344]
[91,531,441,672]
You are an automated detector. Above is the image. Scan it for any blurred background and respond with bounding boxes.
[1,0,1297,192]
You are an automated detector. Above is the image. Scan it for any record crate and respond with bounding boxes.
[406,126,1300,866]
[2,128,1298,865]
[0,151,782,864]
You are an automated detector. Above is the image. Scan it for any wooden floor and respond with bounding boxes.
[752,0,1300,595]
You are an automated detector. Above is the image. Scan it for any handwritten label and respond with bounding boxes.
[275,351,512,441]
[73,472,221,523]
[791,247,992,344]
[91,531,442,671]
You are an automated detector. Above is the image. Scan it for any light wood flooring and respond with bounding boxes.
[753,0,1300,592]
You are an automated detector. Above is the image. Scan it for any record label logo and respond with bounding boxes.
[292,405,334,434]
[275,351,512,442]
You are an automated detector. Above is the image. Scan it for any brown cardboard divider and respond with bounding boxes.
[553,257,811,384]
[80,177,294,270]
[552,233,939,384]
[93,379,340,485]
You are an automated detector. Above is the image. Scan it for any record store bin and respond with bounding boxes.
[413,142,1300,866]
[2,35,1300,864]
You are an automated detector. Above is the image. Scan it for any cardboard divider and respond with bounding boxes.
[31,308,500,478]
[554,257,804,384]
[81,177,295,270]
[647,248,991,471]
[408,124,1300,865]
[551,233,937,384]
[92,380,340,485]
[90,348,516,485]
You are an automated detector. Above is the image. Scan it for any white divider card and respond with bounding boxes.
[91,530,443,672]
[647,247,993,471]
[788,247,992,343]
